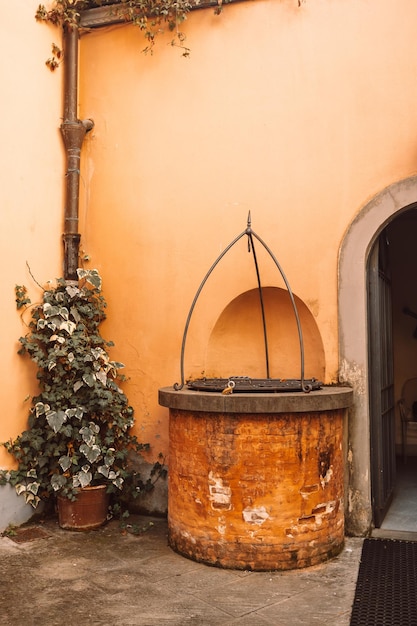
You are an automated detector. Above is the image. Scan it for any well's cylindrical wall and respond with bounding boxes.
[168,407,346,571]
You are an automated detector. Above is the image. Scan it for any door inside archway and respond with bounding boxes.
[369,207,417,529]
[368,229,395,526]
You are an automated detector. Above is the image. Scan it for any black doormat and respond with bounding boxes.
[350,538,417,626]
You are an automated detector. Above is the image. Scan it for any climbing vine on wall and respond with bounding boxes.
[36,0,224,64]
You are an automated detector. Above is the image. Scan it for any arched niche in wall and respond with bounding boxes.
[204,286,325,380]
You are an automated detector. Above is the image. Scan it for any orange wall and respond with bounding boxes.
[0,2,63,467]
[77,0,417,459]
[4,0,417,485]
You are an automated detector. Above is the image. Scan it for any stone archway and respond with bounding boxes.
[339,175,417,536]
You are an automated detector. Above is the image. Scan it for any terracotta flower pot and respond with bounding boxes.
[57,484,109,531]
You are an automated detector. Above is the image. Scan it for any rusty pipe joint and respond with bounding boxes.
[61,118,94,151]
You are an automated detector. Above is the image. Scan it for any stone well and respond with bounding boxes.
[159,386,353,571]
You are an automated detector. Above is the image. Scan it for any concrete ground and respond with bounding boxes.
[0,515,363,626]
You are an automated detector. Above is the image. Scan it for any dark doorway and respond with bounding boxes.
[369,207,417,530]
[368,228,396,527]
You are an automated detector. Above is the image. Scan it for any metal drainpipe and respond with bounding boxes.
[61,23,94,280]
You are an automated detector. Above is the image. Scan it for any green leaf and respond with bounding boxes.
[73,468,92,488]
[77,268,102,290]
[70,306,81,323]
[103,449,115,467]
[113,476,124,489]
[59,455,72,472]
[51,474,67,492]
[96,370,107,386]
[46,409,66,433]
[60,320,76,335]
[66,286,80,299]
[49,334,65,344]
[80,423,99,446]
[43,303,59,318]
[82,373,96,388]
[25,493,41,508]
[97,465,109,478]
[15,285,31,310]
[91,348,104,360]
[73,380,84,393]
[35,402,50,417]
[80,443,101,463]
[59,307,69,320]
[65,407,84,420]
[27,482,40,495]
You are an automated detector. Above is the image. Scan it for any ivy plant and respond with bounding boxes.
[1,269,165,511]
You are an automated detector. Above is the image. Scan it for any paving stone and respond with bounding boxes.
[0,516,362,626]
[193,576,291,618]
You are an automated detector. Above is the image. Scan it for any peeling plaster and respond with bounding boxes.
[180,529,197,544]
[320,467,333,489]
[348,488,363,515]
[242,506,270,525]
[208,472,232,510]
[287,499,339,535]
[339,359,366,394]
[312,500,337,525]
[215,514,227,536]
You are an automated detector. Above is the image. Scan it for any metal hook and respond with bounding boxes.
[222,380,236,395]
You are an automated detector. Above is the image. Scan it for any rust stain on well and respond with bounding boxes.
[168,408,345,571]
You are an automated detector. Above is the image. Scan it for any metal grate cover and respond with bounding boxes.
[187,376,322,393]
[350,538,417,626]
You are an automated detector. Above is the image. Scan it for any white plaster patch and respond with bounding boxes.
[208,472,232,510]
[215,514,227,536]
[242,506,270,525]
[180,530,197,544]
[339,358,365,394]
[320,466,333,489]
[313,500,337,525]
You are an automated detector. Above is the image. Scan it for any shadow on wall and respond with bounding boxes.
[204,287,325,380]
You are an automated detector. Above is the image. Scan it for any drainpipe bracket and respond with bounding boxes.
[82,118,94,133]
